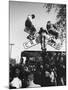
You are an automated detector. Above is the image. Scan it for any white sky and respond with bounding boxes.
[9,1,66,61]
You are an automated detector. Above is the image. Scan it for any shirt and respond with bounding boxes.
[11,77,22,88]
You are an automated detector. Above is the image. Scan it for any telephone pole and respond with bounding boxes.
[9,43,15,59]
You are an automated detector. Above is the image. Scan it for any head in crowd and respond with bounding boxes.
[27,73,34,82]
[15,68,20,77]
[45,71,50,77]
[10,59,16,67]
[60,56,64,63]
[27,72,41,88]
[27,72,35,86]
[29,57,34,61]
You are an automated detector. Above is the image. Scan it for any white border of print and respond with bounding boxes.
[0,0,68,90]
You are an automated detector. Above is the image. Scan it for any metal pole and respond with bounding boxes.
[9,44,14,59]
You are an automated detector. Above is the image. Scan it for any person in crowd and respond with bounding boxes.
[50,69,55,83]
[9,60,16,83]
[27,73,41,88]
[10,68,22,89]
[41,70,51,87]
[44,71,51,86]
[50,68,57,86]
[60,77,64,85]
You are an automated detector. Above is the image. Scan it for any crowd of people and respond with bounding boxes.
[9,14,66,89]
[9,51,66,89]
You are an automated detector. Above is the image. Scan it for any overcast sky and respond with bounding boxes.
[9,1,66,62]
